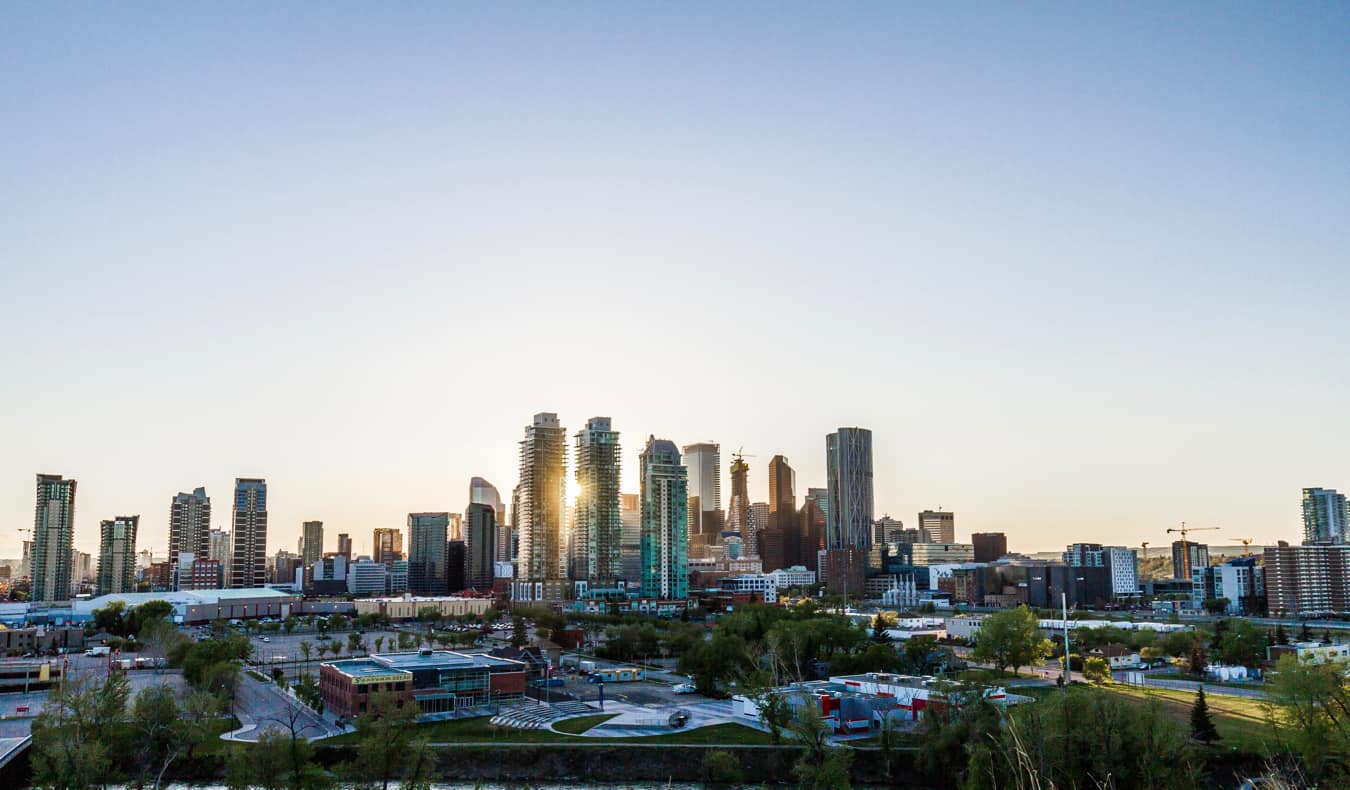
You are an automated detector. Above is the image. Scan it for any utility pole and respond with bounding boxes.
[1062,591,1071,691]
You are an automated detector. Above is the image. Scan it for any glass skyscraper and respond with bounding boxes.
[97,515,139,595]
[407,512,450,595]
[574,417,622,584]
[640,436,688,600]
[826,427,874,550]
[1303,487,1348,545]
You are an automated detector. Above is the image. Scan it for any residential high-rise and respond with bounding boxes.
[750,502,770,562]
[918,510,955,544]
[300,520,324,568]
[620,493,642,585]
[683,442,723,549]
[336,533,352,559]
[825,428,873,550]
[1303,487,1349,545]
[515,412,568,601]
[373,528,403,565]
[971,532,1008,563]
[229,478,268,588]
[574,417,623,584]
[800,490,827,572]
[407,513,449,595]
[1171,540,1210,580]
[32,474,77,603]
[209,529,231,586]
[640,437,688,599]
[168,488,211,588]
[465,502,496,591]
[726,456,755,555]
[97,515,139,595]
[1264,542,1350,616]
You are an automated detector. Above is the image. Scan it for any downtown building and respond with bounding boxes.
[300,520,325,569]
[824,428,873,594]
[97,515,139,596]
[373,528,403,566]
[168,488,211,589]
[469,477,509,564]
[1062,543,1139,601]
[762,455,798,572]
[640,436,689,600]
[464,502,496,591]
[573,417,623,584]
[407,513,450,596]
[1264,541,1350,616]
[32,474,77,603]
[726,455,755,556]
[972,533,1008,563]
[229,478,268,589]
[1303,487,1349,544]
[918,510,955,544]
[513,412,568,602]
[683,442,723,551]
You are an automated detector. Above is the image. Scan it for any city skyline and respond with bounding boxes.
[4,5,1348,560]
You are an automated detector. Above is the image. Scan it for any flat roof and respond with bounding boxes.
[369,650,525,672]
[327,659,413,680]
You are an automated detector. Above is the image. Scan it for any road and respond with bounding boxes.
[227,671,339,742]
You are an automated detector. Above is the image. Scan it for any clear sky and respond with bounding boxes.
[2,3,1348,560]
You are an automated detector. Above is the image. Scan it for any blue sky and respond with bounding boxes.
[2,3,1348,558]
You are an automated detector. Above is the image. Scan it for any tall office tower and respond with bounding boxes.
[873,516,906,545]
[336,533,352,559]
[372,528,403,565]
[300,520,324,568]
[918,510,955,544]
[168,488,211,588]
[750,502,770,560]
[32,474,77,603]
[800,490,827,572]
[508,483,522,563]
[825,428,874,550]
[514,413,568,601]
[209,529,232,587]
[470,476,507,533]
[1171,540,1211,580]
[620,493,642,585]
[683,442,723,549]
[971,532,1008,563]
[767,455,797,568]
[573,417,623,584]
[465,502,496,591]
[406,513,449,595]
[726,456,755,555]
[446,540,467,592]
[640,437,689,599]
[1303,488,1349,545]
[447,513,463,542]
[96,515,139,595]
[229,478,268,588]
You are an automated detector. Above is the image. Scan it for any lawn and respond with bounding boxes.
[551,713,618,734]
[1100,684,1273,754]
[321,714,773,746]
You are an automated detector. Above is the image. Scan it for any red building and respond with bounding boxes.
[321,648,527,720]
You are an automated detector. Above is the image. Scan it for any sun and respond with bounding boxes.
[566,476,583,506]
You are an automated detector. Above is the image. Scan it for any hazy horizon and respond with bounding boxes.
[4,4,1348,559]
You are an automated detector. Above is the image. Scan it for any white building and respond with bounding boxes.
[721,574,777,603]
[769,565,816,588]
[347,558,389,596]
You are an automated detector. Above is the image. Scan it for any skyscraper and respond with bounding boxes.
[229,478,268,589]
[373,528,403,565]
[209,529,231,586]
[508,483,522,564]
[470,476,507,526]
[465,502,496,591]
[1303,487,1349,545]
[767,455,796,569]
[96,515,139,595]
[574,417,623,584]
[515,412,568,601]
[168,488,211,587]
[826,428,873,550]
[750,502,770,561]
[640,436,688,600]
[800,489,827,572]
[32,474,77,603]
[407,513,449,595]
[336,533,352,559]
[726,455,755,555]
[620,493,642,585]
[683,442,723,549]
[972,532,1008,563]
[300,520,324,568]
[918,510,955,544]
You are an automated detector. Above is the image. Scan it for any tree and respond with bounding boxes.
[871,613,892,643]
[1299,620,1312,642]
[971,606,1052,676]
[1188,639,1208,677]
[1202,598,1230,615]
[1190,687,1219,744]
[511,614,528,648]
[30,672,129,789]
[1083,656,1111,684]
[347,632,363,655]
[752,689,793,744]
[373,635,385,654]
[1266,653,1350,782]
[348,691,431,790]
[702,750,744,785]
[132,683,184,787]
[299,639,314,669]
[790,704,853,790]
[1217,619,1267,668]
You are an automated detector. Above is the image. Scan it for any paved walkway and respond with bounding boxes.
[223,673,341,743]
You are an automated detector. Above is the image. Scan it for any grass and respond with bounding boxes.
[551,713,618,734]
[1098,684,1273,754]
[320,714,774,747]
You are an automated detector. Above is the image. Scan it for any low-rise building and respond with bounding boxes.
[1267,642,1350,666]
[320,648,527,720]
[720,574,777,603]
[1089,643,1142,670]
[769,565,816,588]
[352,595,492,621]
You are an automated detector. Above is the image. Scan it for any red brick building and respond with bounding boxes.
[321,648,527,720]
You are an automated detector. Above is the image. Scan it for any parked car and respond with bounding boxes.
[673,683,696,694]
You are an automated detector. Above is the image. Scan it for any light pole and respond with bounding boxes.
[1062,592,1071,691]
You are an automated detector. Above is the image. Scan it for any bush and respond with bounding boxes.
[702,750,744,785]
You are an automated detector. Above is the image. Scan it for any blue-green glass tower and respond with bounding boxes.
[640,436,688,600]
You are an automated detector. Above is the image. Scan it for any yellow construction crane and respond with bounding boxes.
[1230,537,1255,557]
[1166,522,1221,580]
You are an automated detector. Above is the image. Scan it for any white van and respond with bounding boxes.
[88,645,111,657]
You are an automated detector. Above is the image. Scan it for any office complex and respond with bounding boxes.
[168,488,211,587]
[373,528,403,565]
[573,417,623,583]
[32,474,77,603]
[1171,540,1210,581]
[514,412,568,601]
[918,510,955,544]
[764,455,796,570]
[1063,543,1139,599]
[726,455,754,555]
[407,513,450,595]
[97,515,139,595]
[683,442,723,549]
[465,502,495,591]
[1303,487,1348,545]
[469,477,510,564]
[826,427,873,550]
[300,520,324,568]
[640,436,688,599]
[336,533,352,559]
[229,478,268,589]
[971,532,1008,563]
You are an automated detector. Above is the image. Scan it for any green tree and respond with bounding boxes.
[1201,598,1230,615]
[1266,654,1350,782]
[299,639,314,669]
[751,688,793,744]
[1083,656,1111,684]
[1188,640,1208,677]
[511,614,528,648]
[871,613,892,643]
[349,691,432,790]
[790,704,853,790]
[702,750,744,785]
[1299,620,1312,642]
[1190,687,1218,744]
[132,683,184,786]
[1217,619,1267,668]
[347,632,363,654]
[971,606,1052,676]
[29,672,128,789]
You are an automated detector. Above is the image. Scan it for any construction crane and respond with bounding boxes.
[1230,537,1255,558]
[1166,522,1220,580]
